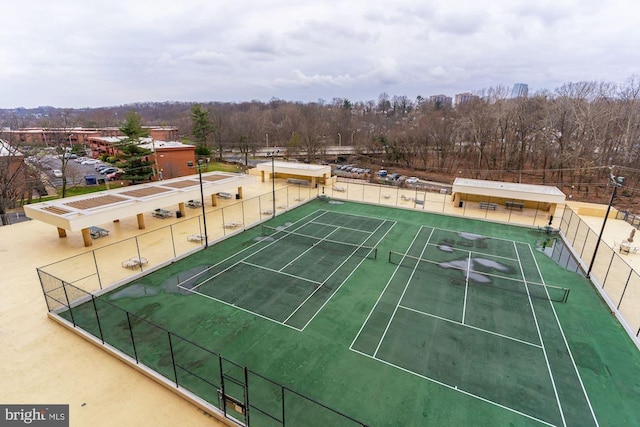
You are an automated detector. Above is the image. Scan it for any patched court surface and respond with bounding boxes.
[58,199,640,426]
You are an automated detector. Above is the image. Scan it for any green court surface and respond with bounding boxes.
[60,199,640,426]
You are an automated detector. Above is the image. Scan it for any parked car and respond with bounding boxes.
[95,164,110,172]
[100,167,118,175]
[107,171,124,181]
[52,169,63,178]
[389,173,401,180]
[82,159,99,165]
[377,170,388,177]
[406,177,419,184]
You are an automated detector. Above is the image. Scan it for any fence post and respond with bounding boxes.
[91,295,105,344]
[126,312,139,363]
[244,367,250,426]
[168,332,179,387]
[281,386,286,427]
[61,282,76,327]
[92,251,102,290]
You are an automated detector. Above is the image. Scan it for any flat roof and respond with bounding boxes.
[25,172,255,231]
[256,161,331,177]
[453,178,566,203]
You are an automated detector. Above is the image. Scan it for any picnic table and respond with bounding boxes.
[217,192,233,199]
[89,226,109,239]
[121,256,149,269]
[186,199,202,208]
[152,208,173,218]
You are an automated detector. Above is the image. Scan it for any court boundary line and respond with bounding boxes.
[462,251,471,324]
[240,261,323,285]
[526,244,601,427]
[350,347,557,427]
[513,241,567,427]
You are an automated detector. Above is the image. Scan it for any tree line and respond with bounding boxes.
[2,76,640,210]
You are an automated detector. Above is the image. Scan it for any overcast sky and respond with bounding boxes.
[2,0,638,108]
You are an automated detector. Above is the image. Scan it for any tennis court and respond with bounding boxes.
[351,226,594,426]
[176,210,395,330]
[53,199,640,426]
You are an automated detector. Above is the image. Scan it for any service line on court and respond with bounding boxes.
[399,304,542,348]
[462,251,471,324]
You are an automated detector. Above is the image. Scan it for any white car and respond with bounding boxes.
[406,177,419,184]
[82,159,99,165]
[52,169,63,178]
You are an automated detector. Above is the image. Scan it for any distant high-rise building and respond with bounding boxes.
[429,94,453,108]
[454,92,478,106]
[511,83,529,98]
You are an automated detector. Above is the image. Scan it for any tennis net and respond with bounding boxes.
[388,251,569,303]
[262,225,377,259]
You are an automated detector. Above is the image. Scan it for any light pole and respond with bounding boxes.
[190,159,208,248]
[268,150,279,218]
[338,132,341,147]
[586,174,624,278]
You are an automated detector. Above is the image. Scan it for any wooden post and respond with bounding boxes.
[261,170,265,183]
[178,202,186,218]
[137,213,146,229]
[237,186,243,199]
[81,228,92,247]
[211,194,218,207]
[57,227,67,238]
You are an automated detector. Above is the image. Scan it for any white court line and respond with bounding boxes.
[349,226,431,351]
[373,227,435,358]
[186,288,302,331]
[526,244,600,427]
[350,347,557,427]
[179,209,327,288]
[278,228,341,271]
[514,242,567,427]
[298,220,396,330]
[462,251,471,324]
[310,220,375,235]
[398,305,542,348]
[240,261,323,285]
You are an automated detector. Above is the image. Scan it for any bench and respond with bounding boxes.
[217,192,233,199]
[479,202,498,210]
[186,199,201,208]
[333,186,346,192]
[505,201,524,211]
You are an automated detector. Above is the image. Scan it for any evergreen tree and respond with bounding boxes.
[191,104,214,146]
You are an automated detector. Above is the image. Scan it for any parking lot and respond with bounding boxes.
[33,155,115,188]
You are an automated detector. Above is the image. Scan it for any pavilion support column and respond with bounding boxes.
[178,202,186,218]
[211,194,218,207]
[57,227,67,238]
[322,173,327,184]
[137,213,146,230]
[549,203,557,218]
[311,177,317,188]
[261,170,266,183]
[237,187,243,199]
[81,228,93,247]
